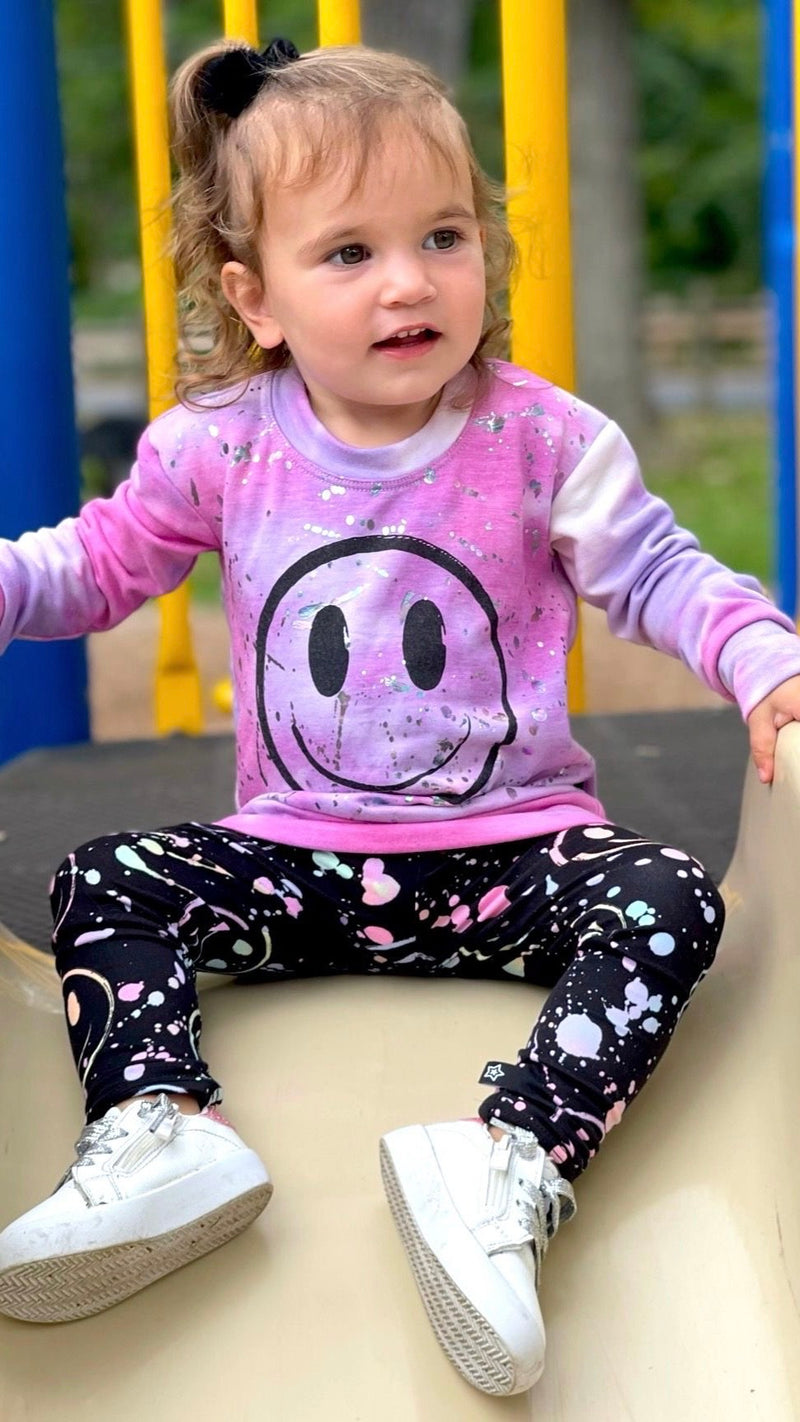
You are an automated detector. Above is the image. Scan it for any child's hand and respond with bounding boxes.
[747,675,800,784]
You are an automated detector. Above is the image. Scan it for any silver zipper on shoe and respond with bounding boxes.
[485,1134,513,1212]
[114,1098,180,1172]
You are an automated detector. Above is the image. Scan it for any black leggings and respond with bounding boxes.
[50,821,723,1180]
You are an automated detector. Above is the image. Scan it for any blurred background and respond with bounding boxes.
[56,0,769,736]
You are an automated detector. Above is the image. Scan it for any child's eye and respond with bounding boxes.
[423,229,460,251]
[329,244,368,266]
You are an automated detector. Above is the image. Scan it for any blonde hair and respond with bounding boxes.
[170,42,516,405]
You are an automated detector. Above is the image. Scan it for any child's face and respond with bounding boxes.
[224,132,487,444]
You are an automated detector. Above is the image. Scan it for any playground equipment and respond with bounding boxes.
[765,0,797,617]
[2,2,796,761]
[0,3,88,763]
[1,2,800,1417]
[0,714,799,1418]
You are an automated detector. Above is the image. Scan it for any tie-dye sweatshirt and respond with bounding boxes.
[1,360,799,852]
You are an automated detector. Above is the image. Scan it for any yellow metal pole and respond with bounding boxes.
[223,0,259,46]
[125,0,203,734]
[209,4,261,717]
[126,0,175,418]
[501,0,574,381]
[500,0,585,711]
[317,0,361,46]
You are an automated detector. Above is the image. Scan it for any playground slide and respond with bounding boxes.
[0,729,799,1420]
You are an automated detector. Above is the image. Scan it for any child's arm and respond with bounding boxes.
[0,426,217,652]
[551,420,800,782]
[745,675,800,784]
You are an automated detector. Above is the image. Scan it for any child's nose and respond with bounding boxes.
[380,255,436,306]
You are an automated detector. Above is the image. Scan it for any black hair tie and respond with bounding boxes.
[199,37,300,120]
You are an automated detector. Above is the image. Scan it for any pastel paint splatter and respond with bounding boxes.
[502,957,526,977]
[361,857,401,906]
[312,851,354,880]
[118,981,145,1002]
[138,838,165,856]
[649,932,675,957]
[312,851,339,872]
[477,886,510,920]
[604,1100,626,1132]
[626,900,656,926]
[364,925,394,946]
[115,845,169,882]
[555,1013,602,1059]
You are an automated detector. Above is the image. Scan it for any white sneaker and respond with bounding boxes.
[0,1094,272,1322]
[379,1118,575,1395]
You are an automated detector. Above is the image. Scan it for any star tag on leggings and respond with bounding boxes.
[483,1063,505,1083]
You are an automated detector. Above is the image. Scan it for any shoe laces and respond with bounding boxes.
[490,1122,576,1284]
[74,1116,128,1164]
[54,1095,179,1191]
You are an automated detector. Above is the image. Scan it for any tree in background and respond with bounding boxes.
[56,0,762,440]
[634,0,761,295]
[569,0,648,439]
[56,0,134,298]
[55,0,318,311]
[362,0,470,85]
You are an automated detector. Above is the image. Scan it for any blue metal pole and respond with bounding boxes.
[763,0,797,618]
[0,0,89,763]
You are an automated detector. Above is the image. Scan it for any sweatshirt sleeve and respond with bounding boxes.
[550,420,800,707]
[0,426,218,651]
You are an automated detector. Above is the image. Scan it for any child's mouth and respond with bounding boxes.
[373,327,440,353]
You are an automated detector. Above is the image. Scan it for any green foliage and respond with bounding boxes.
[633,0,762,293]
[56,0,317,307]
[642,410,771,584]
[56,0,133,288]
[165,0,317,66]
[57,0,765,308]
[458,0,504,184]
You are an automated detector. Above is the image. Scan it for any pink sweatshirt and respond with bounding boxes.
[1,360,798,852]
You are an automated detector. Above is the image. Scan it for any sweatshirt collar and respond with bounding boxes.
[270,363,473,479]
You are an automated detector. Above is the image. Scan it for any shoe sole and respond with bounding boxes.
[380,1134,540,1396]
[0,1180,272,1324]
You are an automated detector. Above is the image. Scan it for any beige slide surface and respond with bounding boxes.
[1,728,799,1420]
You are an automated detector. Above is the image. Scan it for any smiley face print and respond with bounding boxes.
[255,535,517,803]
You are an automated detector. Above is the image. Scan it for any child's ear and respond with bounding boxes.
[220,261,284,350]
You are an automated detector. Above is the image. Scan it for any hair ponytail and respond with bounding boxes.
[170,42,271,406]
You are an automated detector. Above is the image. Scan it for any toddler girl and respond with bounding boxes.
[1,39,799,1398]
